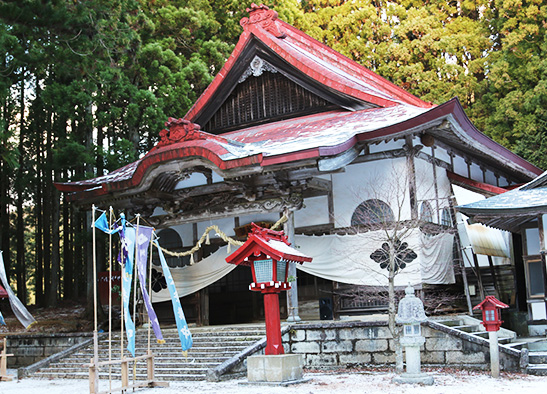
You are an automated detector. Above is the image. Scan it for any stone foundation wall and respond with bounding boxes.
[5,333,92,367]
[281,320,523,372]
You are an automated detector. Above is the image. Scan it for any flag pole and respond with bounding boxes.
[108,207,113,391]
[133,214,140,386]
[147,232,154,352]
[91,205,99,393]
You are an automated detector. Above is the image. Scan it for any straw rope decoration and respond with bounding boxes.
[158,214,289,263]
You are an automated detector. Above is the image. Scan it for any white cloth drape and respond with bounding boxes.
[452,184,510,257]
[0,251,36,328]
[295,231,455,287]
[151,246,237,303]
[151,230,455,303]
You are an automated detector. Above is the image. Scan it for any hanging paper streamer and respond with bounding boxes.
[154,240,193,352]
[0,251,36,329]
[135,226,164,343]
[119,215,136,357]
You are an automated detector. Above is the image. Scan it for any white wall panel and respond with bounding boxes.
[294,195,330,228]
[332,158,410,227]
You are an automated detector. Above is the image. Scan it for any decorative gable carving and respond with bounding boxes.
[239,56,278,84]
[157,118,205,147]
[240,3,286,38]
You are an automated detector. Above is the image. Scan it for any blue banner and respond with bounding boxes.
[0,311,5,326]
[154,240,192,352]
[93,211,120,235]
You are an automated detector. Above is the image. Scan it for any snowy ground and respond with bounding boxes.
[1,369,546,394]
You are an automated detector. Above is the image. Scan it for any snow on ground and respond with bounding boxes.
[1,369,546,394]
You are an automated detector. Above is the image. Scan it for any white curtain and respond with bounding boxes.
[151,230,455,302]
[151,245,237,303]
[295,231,455,286]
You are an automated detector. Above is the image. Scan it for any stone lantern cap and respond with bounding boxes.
[395,285,427,324]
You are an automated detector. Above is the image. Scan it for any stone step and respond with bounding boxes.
[529,352,547,364]
[435,319,463,327]
[34,371,206,381]
[452,325,481,333]
[32,325,266,381]
[527,364,547,376]
[469,332,513,343]
[73,346,250,357]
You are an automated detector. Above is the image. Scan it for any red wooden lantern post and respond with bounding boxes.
[473,296,509,378]
[226,224,312,355]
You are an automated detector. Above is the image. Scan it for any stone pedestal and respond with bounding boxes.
[392,335,434,385]
[247,354,304,384]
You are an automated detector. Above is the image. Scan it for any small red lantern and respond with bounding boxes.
[473,296,509,332]
[226,223,312,355]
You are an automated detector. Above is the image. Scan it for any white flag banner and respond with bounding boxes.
[0,251,36,329]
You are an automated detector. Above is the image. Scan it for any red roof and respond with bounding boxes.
[226,223,312,266]
[0,284,7,299]
[54,5,543,202]
[185,4,432,125]
[473,295,509,310]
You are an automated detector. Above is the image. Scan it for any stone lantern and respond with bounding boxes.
[393,285,434,385]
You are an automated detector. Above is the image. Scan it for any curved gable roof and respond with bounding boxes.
[185,4,432,130]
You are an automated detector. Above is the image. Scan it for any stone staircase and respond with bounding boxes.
[32,324,266,381]
[432,315,516,345]
[432,315,547,375]
[527,352,547,376]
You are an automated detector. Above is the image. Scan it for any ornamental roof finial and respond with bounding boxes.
[240,3,286,39]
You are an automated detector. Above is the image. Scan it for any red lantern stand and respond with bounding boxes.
[226,224,312,383]
[473,296,509,378]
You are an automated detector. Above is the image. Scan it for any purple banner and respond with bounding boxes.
[135,225,164,343]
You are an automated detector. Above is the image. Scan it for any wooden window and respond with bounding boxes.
[351,199,394,227]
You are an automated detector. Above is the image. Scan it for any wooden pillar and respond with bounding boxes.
[263,290,284,355]
[538,216,547,320]
[284,209,300,322]
[405,135,418,220]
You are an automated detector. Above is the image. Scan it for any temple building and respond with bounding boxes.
[56,5,542,326]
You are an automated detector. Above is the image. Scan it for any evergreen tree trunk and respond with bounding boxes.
[63,194,73,300]
[16,73,26,303]
[43,114,52,306]
[35,137,44,304]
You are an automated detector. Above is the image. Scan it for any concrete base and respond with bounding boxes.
[247,354,304,383]
[392,373,434,385]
